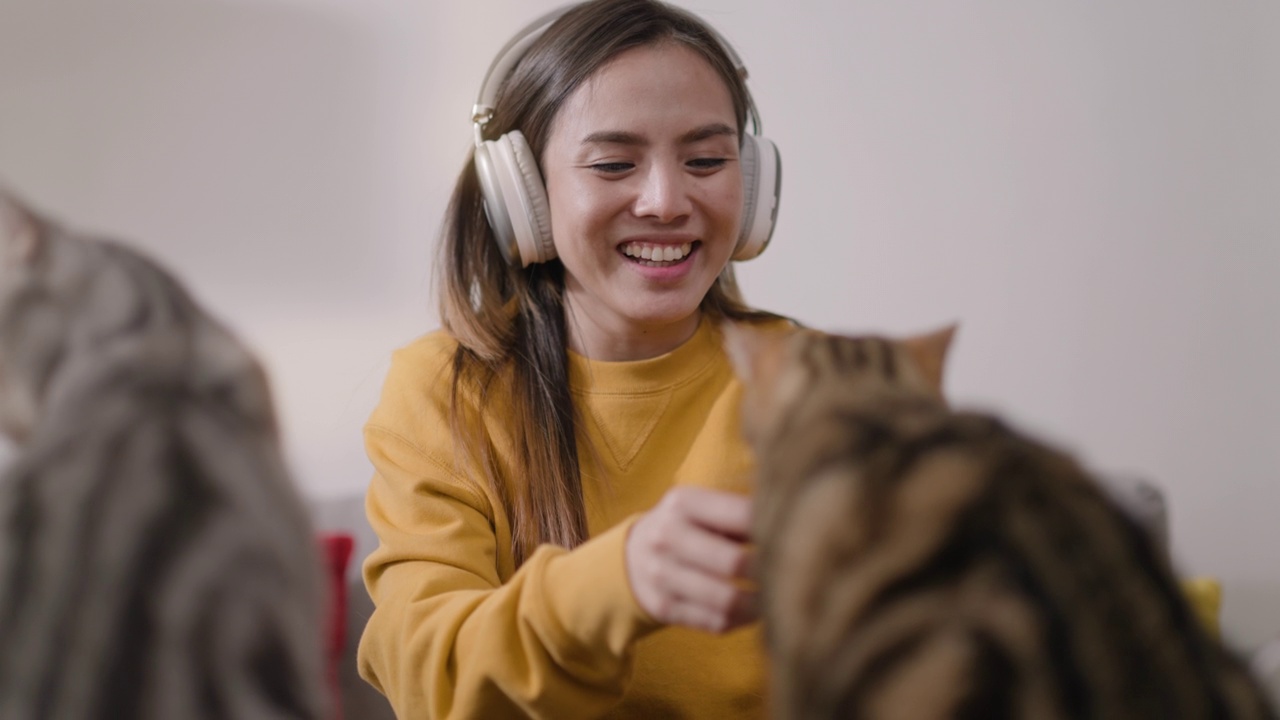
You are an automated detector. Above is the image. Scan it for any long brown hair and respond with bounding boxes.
[439,0,780,567]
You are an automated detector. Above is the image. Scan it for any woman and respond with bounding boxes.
[359,0,785,716]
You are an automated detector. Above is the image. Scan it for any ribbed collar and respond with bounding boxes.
[567,319,720,395]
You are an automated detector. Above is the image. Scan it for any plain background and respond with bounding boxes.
[0,0,1277,649]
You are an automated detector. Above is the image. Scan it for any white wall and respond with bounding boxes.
[1,0,1277,648]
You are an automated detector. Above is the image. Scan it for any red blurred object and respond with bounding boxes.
[318,533,355,720]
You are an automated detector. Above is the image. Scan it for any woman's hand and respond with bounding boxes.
[625,486,757,633]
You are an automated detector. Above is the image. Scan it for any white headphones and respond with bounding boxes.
[472,4,781,268]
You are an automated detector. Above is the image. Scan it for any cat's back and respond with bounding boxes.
[0,243,324,719]
[826,404,1272,719]
[734,326,1274,719]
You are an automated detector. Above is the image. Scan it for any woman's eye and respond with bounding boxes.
[687,158,728,171]
[590,162,634,174]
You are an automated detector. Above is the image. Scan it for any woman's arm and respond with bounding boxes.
[359,427,659,719]
[357,340,660,719]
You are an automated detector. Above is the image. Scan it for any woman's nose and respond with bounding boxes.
[632,162,693,223]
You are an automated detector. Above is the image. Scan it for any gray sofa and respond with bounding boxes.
[313,477,1170,720]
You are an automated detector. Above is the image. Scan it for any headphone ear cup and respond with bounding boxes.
[733,134,781,261]
[474,130,555,266]
[505,131,556,264]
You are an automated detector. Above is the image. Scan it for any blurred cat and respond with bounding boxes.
[0,188,325,719]
[727,323,1274,720]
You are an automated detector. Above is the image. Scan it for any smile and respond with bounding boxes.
[619,240,697,266]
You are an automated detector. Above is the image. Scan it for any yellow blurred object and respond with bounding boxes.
[1182,577,1223,638]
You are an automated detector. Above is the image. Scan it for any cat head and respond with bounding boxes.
[723,322,956,448]
[0,186,275,443]
[0,187,81,440]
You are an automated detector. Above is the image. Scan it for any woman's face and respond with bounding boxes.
[541,41,743,361]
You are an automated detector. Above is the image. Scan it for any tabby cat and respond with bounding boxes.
[724,323,1274,720]
[0,189,326,719]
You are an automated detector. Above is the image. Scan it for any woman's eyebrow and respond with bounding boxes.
[581,123,737,147]
[582,130,645,146]
[679,123,736,144]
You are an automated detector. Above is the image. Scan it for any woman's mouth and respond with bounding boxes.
[619,240,699,267]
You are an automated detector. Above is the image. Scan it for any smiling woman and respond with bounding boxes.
[543,42,745,360]
[357,1,788,718]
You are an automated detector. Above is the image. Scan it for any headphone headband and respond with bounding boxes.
[472,6,571,127]
[472,3,761,135]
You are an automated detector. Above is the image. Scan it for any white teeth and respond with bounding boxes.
[621,241,694,263]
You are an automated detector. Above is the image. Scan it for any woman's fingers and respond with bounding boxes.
[631,552,759,632]
[626,486,759,633]
[659,486,752,541]
[659,509,754,579]
[657,591,759,634]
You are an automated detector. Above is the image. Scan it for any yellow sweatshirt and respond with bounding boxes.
[359,319,769,719]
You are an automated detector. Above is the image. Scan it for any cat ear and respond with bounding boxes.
[0,187,43,264]
[722,321,797,393]
[721,321,764,382]
[900,324,957,393]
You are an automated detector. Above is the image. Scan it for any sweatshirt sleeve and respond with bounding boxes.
[356,339,661,719]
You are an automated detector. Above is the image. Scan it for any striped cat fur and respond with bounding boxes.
[0,190,325,719]
[724,323,1274,720]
